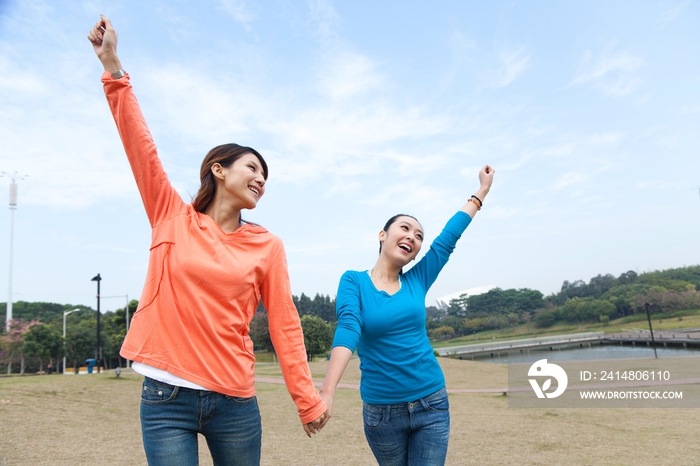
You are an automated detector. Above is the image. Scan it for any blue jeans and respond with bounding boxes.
[140,377,262,466]
[363,387,450,466]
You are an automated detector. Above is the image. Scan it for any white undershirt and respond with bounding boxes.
[132,362,209,390]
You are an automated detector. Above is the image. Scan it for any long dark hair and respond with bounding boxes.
[192,143,268,213]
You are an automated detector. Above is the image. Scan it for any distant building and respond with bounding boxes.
[435,285,497,310]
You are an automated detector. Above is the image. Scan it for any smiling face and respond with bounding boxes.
[193,143,268,215]
[378,215,424,266]
[215,152,266,210]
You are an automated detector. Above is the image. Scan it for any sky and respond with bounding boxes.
[0,0,698,314]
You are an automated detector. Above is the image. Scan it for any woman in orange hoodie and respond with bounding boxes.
[88,15,327,466]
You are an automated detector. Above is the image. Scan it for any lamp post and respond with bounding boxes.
[103,294,130,368]
[91,274,102,373]
[644,302,658,359]
[1,172,26,332]
[62,308,80,374]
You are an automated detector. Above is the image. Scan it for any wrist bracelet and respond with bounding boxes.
[470,195,483,207]
[468,198,481,211]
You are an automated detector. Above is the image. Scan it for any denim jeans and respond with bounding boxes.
[363,387,450,466]
[140,377,262,466]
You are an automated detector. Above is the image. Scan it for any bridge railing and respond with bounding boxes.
[437,332,605,356]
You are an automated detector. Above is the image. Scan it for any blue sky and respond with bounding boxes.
[0,0,698,313]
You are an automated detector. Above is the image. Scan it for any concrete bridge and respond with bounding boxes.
[436,328,700,359]
[436,332,606,359]
[607,328,700,348]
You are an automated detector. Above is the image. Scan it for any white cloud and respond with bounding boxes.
[496,47,530,87]
[571,48,644,97]
[589,131,625,145]
[218,0,256,28]
[554,171,587,189]
[658,0,691,27]
[316,50,384,100]
[482,47,530,88]
[680,104,700,115]
[0,56,139,208]
[308,0,341,40]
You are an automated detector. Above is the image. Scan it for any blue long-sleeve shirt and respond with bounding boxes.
[332,211,472,404]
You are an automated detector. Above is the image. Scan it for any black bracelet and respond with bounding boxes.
[470,195,483,207]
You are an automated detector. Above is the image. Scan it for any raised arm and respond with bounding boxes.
[88,16,183,227]
[404,164,495,290]
[460,164,495,218]
[87,15,123,74]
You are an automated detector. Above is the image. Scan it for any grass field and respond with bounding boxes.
[2,356,700,465]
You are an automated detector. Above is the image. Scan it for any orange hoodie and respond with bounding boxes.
[103,71,325,424]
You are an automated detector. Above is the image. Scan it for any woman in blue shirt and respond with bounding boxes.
[320,165,495,466]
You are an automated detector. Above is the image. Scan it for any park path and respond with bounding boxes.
[255,376,508,393]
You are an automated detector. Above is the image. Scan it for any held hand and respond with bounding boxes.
[319,390,334,423]
[302,410,329,438]
[478,164,495,192]
[87,15,121,70]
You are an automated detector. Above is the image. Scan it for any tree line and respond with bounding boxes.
[427,265,700,340]
[0,293,336,375]
[0,300,138,375]
[3,265,699,372]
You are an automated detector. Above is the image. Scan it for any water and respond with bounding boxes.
[469,343,700,364]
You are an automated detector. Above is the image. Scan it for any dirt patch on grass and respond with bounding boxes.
[1,358,699,465]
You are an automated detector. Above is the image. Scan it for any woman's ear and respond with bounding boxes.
[210,163,224,180]
[378,230,386,242]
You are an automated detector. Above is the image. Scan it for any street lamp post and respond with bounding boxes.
[1,172,26,332]
[644,302,659,359]
[62,308,80,374]
[91,274,102,373]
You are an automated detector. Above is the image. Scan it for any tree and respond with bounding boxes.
[294,293,336,323]
[587,274,617,298]
[560,297,616,325]
[441,316,467,335]
[0,301,91,326]
[637,265,700,290]
[23,323,62,374]
[300,315,332,362]
[487,315,508,329]
[1,319,36,375]
[112,299,139,328]
[601,284,653,316]
[428,326,455,340]
[463,317,490,333]
[506,313,521,327]
[559,280,588,302]
[311,294,337,323]
[448,288,545,320]
[249,304,273,353]
[617,270,638,285]
[534,310,558,328]
[447,294,469,318]
[65,322,95,372]
[632,289,700,315]
[425,305,445,321]
[294,293,313,316]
